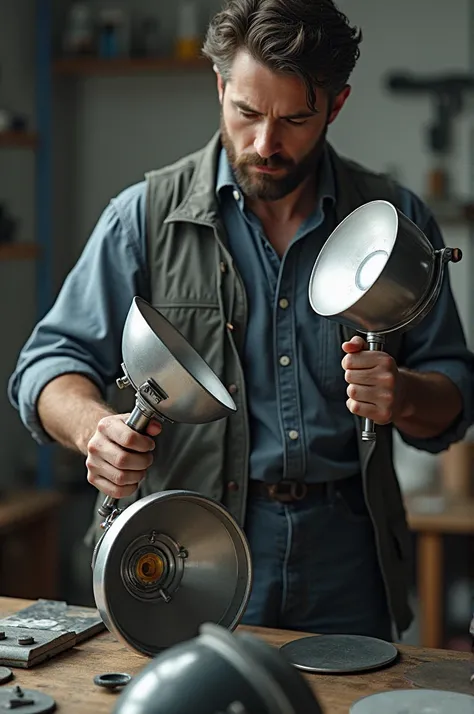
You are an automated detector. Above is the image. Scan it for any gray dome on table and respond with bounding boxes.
[112,623,323,714]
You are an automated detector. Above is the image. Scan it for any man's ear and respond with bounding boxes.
[328,85,351,124]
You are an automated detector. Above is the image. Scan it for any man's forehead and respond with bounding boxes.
[227,50,325,112]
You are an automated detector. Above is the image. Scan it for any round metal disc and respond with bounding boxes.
[93,491,252,656]
[350,689,474,713]
[406,660,474,696]
[0,687,56,713]
[280,634,398,674]
[0,666,13,684]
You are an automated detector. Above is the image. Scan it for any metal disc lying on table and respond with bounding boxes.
[406,660,474,696]
[0,666,13,684]
[280,634,398,674]
[93,490,252,656]
[0,687,56,713]
[350,688,474,713]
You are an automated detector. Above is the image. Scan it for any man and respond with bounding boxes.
[9,0,473,641]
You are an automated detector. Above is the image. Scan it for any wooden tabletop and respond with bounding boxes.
[0,597,472,714]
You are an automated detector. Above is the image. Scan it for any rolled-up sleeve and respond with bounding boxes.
[396,188,474,452]
[8,182,149,445]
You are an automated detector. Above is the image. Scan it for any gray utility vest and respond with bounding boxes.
[95,133,413,635]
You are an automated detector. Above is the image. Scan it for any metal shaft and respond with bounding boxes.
[97,404,153,518]
[361,333,385,442]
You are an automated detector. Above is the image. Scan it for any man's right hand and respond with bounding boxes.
[86,413,162,499]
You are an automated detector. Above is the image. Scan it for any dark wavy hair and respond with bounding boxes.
[202,0,362,110]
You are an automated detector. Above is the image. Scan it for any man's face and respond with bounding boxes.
[218,50,349,201]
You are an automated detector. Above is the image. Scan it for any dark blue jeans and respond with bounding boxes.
[240,477,393,640]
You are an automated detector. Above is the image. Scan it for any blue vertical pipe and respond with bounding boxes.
[469,0,474,348]
[35,0,54,488]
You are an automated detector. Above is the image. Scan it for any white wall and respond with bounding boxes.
[1,0,473,491]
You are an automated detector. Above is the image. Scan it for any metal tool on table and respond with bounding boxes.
[92,297,252,657]
[112,623,323,714]
[0,686,56,714]
[0,627,76,668]
[0,599,105,669]
[308,199,463,443]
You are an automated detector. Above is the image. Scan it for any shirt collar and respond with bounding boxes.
[216,141,336,209]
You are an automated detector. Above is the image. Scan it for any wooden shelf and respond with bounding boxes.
[0,131,38,148]
[53,56,211,76]
[0,243,40,261]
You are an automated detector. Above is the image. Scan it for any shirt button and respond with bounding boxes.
[279,355,291,367]
[227,481,239,492]
[228,384,238,395]
[279,298,289,309]
[233,190,240,201]
[289,430,299,441]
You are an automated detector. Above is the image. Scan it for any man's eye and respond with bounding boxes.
[287,118,307,126]
[238,109,256,119]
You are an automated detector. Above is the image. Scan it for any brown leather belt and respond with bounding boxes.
[248,479,328,503]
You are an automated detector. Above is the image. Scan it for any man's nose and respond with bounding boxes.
[253,123,281,159]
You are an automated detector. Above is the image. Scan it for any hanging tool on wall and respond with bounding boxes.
[386,72,474,154]
[385,71,474,209]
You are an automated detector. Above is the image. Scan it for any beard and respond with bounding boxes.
[220,115,328,202]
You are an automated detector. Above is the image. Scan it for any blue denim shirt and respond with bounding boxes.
[8,147,473,484]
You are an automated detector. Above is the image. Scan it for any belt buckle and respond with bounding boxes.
[267,482,307,503]
[289,481,307,501]
[267,484,288,502]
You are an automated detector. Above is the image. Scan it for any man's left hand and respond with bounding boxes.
[341,335,407,425]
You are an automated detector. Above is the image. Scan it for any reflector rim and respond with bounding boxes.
[308,200,399,317]
[93,490,253,657]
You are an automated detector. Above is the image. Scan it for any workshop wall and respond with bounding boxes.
[0,0,39,487]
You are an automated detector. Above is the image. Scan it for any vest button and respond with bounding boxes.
[228,384,238,394]
[227,481,239,492]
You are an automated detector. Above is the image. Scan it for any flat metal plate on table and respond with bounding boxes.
[0,627,76,668]
[350,688,474,714]
[280,634,398,674]
[406,660,474,696]
[0,686,56,713]
[0,665,13,684]
[0,599,105,644]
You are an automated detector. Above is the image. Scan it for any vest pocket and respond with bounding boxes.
[151,304,226,382]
